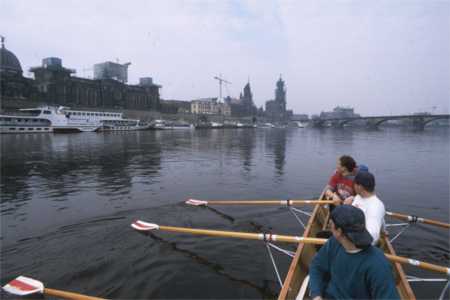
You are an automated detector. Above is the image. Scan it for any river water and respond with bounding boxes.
[1,127,449,299]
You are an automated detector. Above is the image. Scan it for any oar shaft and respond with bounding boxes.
[204,200,336,205]
[44,288,106,300]
[155,224,449,275]
[384,254,450,276]
[386,211,450,229]
[158,225,325,244]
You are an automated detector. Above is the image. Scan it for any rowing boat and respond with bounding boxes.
[4,188,449,299]
[278,187,416,299]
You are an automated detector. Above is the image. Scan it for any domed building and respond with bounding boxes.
[0,37,23,76]
[0,37,35,108]
[1,36,161,112]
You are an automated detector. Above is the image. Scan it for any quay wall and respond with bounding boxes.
[0,98,261,123]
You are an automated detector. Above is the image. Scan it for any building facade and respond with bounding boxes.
[319,106,360,119]
[0,38,161,112]
[191,98,231,116]
[160,99,191,114]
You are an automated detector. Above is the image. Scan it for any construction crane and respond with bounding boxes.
[213,75,231,101]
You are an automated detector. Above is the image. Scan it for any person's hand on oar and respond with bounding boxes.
[2,276,105,300]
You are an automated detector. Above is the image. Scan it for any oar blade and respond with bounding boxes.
[2,276,44,296]
[131,220,159,231]
[185,199,208,206]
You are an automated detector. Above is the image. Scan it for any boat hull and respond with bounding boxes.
[98,125,151,131]
[53,126,100,133]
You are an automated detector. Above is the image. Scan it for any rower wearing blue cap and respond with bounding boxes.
[309,205,400,300]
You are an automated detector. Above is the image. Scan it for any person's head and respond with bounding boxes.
[354,171,376,195]
[337,155,356,175]
[330,205,373,249]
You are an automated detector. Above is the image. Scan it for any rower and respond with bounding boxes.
[325,155,368,202]
[309,205,400,300]
[344,171,385,245]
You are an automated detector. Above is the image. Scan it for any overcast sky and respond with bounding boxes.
[1,0,449,116]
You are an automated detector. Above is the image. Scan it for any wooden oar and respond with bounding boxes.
[131,220,450,275]
[187,199,450,229]
[186,198,338,206]
[2,276,105,300]
[386,211,450,229]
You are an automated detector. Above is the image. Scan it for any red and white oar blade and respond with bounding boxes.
[185,199,208,206]
[131,220,160,231]
[2,276,44,296]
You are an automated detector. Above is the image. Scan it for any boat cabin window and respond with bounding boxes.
[43,110,51,114]
[22,109,42,116]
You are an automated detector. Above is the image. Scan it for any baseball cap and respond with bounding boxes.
[331,205,373,248]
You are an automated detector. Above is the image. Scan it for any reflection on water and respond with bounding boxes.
[1,128,449,299]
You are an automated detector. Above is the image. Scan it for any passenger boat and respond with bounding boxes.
[58,107,149,132]
[21,106,100,133]
[97,118,149,131]
[0,106,149,133]
[278,188,415,299]
[0,114,53,133]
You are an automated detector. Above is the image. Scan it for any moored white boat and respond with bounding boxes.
[164,122,194,130]
[1,106,148,133]
[150,119,166,130]
[0,114,53,133]
[211,122,224,128]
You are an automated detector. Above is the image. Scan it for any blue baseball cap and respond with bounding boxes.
[331,205,373,248]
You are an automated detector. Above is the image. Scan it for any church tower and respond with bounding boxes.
[275,75,286,112]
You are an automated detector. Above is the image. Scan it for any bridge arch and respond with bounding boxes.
[423,116,449,126]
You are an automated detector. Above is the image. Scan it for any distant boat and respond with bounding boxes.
[164,121,194,130]
[295,121,307,128]
[151,119,194,130]
[211,122,224,128]
[259,123,275,128]
[151,119,166,130]
[194,122,224,129]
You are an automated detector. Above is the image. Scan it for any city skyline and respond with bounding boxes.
[1,0,448,116]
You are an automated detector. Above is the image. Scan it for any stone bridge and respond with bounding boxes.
[311,114,450,130]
